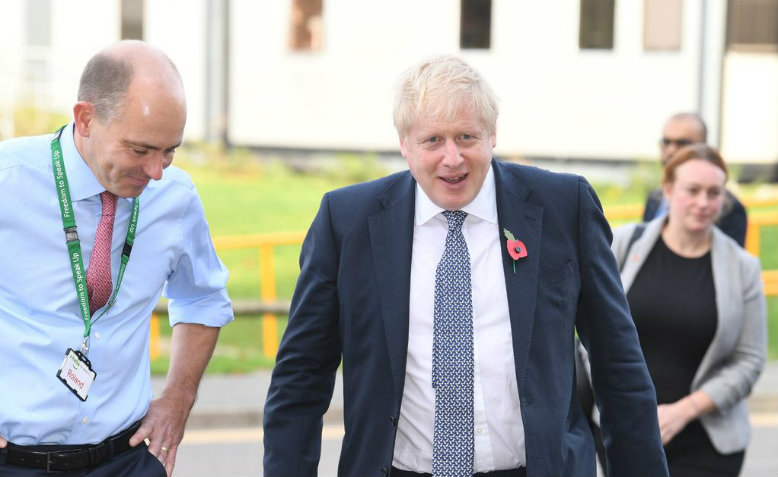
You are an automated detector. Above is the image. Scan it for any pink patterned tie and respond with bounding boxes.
[87,191,117,314]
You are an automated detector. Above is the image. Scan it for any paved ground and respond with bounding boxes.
[159,361,776,428]
[155,361,778,476]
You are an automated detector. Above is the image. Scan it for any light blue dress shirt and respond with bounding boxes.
[0,124,233,445]
[654,198,669,219]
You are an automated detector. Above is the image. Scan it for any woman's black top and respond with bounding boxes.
[626,236,717,404]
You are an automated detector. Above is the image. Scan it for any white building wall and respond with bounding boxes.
[721,52,778,165]
[488,1,704,160]
[228,0,710,162]
[229,0,462,151]
[35,1,117,112]
[0,0,775,166]
[0,0,118,135]
[145,0,208,141]
[0,0,25,138]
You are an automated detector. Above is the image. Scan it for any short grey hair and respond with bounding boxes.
[393,55,499,137]
[77,52,135,124]
[667,112,708,142]
[77,40,182,124]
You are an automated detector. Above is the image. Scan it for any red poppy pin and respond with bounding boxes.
[503,228,527,274]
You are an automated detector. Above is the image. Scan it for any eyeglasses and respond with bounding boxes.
[660,137,694,148]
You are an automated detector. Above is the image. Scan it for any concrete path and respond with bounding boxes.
[156,361,777,475]
[153,361,776,428]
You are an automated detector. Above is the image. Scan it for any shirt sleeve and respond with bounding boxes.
[164,188,234,327]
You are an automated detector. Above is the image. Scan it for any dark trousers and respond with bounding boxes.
[665,421,745,477]
[0,443,166,477]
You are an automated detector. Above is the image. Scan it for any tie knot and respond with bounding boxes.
[100,191,117,217]
[442,210,467,232]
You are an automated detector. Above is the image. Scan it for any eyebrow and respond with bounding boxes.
[122,139,182,151]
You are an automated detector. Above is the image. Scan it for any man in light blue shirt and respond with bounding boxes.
[0,40,233,477]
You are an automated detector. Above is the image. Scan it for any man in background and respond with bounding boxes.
[643,112,747,246]
[0,40,233,476]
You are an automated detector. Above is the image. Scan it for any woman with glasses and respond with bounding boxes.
[612,143,766,477]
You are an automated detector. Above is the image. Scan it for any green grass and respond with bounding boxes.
[150,154,778,373]
[151,152,387,374]
[768,298,778,360]
[758,222,777,360]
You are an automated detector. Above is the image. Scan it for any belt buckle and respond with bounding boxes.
[45,451,58,474]
[45,450,76,474]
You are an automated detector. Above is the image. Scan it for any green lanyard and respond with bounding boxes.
[50,125,139,343]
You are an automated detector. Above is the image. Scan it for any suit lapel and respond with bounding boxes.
[493,160,544,391]
[368,173,415,405]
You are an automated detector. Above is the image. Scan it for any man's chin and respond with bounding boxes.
[433,194,475,211]
[116,179,151,198]
[114,186,146,199]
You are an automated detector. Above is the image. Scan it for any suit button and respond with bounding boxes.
[390,416,398,426]
[381,466,388,475]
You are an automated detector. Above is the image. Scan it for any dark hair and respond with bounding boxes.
[663,143,728,183]
[77,53,135,123]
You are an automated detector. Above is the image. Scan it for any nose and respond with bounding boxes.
[441,140,464,168]
[142,152,164,181]
[694,192,711,208]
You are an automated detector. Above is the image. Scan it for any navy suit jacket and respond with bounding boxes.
[264,159,668,477]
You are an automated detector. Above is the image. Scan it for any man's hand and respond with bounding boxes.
[129,387,194,477]
[657,400,695,445]
[0,435,7,448]
[129,322,219,477]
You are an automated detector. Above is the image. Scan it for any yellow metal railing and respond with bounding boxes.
[747,214,778,297]
[604,196,778,222]
[149,231,306,360]
[605,200,777,298]
[150,198,776,360]
[212,232,307,358]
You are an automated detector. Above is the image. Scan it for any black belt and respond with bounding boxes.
[2,421,141,472]
[391,466,527,477]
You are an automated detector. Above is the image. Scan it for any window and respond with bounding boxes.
[579,0,615,49]
[121,0,144,40]
[727,0,778,51]
[460,0,492,49]
[644,0,682,50]
[26,0,51,47]
[289,0,323,51]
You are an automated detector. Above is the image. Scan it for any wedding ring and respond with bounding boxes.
[160,446,169,452]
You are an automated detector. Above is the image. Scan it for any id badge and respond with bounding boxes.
[56,348,97,401]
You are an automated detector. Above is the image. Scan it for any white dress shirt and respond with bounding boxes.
[392,166,526,472]
[0,124,233,444]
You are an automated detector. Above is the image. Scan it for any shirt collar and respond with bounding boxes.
[59,122,109,201]
[414,164,498,226]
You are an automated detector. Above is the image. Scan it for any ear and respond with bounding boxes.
[490,131,497,148]
[399,135,409,159]
[73,101,96,138]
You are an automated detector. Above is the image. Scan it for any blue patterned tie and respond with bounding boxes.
[432,210,474,477]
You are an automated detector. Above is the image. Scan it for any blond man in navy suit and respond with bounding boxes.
[264,55,668,477]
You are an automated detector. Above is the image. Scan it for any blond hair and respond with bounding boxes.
[393,55,498,137]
